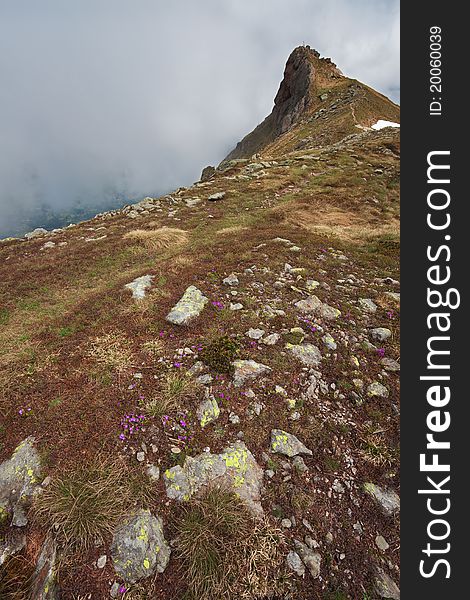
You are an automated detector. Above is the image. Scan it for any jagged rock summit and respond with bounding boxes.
[222,45,399,163]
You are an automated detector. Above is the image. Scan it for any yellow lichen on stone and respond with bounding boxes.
[143,558,150,569]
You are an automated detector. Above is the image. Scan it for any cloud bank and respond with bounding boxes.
[0,0,399,236]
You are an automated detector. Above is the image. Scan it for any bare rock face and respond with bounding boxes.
[222,46,343,162]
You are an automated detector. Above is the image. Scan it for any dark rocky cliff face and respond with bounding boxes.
[222,46,343,162]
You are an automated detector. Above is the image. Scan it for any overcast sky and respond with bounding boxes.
[0,0,399,234]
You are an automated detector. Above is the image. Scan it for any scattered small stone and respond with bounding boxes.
[232,359,271,387]
[287,550,305,577]
[281,518,293,528]
[97,555,107,569]
[293,456,308,474]
[371,327,392,342]
[375,535,390,551]
[246,328,265,339]
[229,302,243,310]
[229,412,241,425]
[136,452,145,463]
[223,273,239,286]
[381,357,400,372]
[146,465,160,481]
[322,334,337,350]
[271,430,312,457]
[208,191,225,201]
[374,567,400,599]
[364,483,400,517]
[294,539,321,578]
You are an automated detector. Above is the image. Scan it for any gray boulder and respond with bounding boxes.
[166,286,208,325]
[271,430,312,457]
[163,441,263,516]
[287,343,322,367]
[364,483,400,517]
[0,437,41,526]
[232,359,271,387]
[28,535,58,599]
[111,509,170,584]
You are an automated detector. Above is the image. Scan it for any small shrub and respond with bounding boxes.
[199,336,240,374]
[32,455,133,552]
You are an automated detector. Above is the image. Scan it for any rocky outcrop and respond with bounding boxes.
[163,441,264,516]
[222,46,343,161]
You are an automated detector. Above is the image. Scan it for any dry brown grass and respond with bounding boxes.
[273,200,399,243]
[216,225,249,236]
[86,332,133,373]
[123,227,189,252]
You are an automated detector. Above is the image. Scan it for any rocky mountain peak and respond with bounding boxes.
[223,45,346,162]
[272,45,343,136]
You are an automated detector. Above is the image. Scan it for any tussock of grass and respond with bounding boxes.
[174,488,288,600]
[32,455,134,552]
[0,553,33,600]
[123,227,188,252]
[142,371,199,419]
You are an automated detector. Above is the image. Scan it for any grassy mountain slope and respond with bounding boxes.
[0,48,400,600]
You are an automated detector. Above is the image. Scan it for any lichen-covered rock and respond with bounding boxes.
[358,298,378,313]
[0,437,41,526]
[166,285,208,325]
[163,441,263,515]
[374,567,400,599]
[364,483,400,517]
[111,509,170,584]
[370,327,392,342]
[271,430,312,457]
[318,303,341,320]
[232,359,271,387]
[293,539,321,578]
[294,295,322,313]
[367,382,389,398]
[125,275,154,300]
[28,535,58,600]
[322,334,337,350]
[196,393,220,427]
[287,343,322,367]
